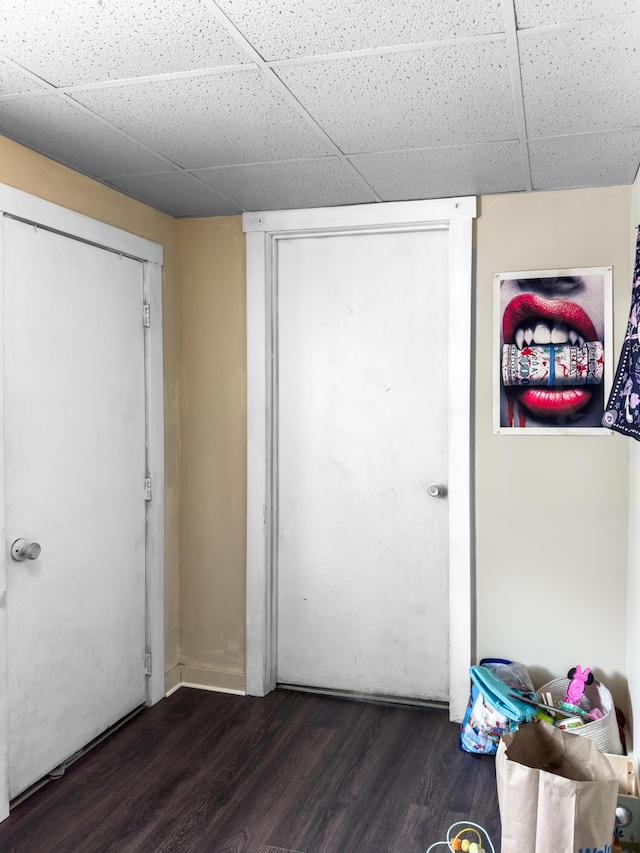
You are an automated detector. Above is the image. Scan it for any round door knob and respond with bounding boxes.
[427,481,447,498]
[11,538,41,562]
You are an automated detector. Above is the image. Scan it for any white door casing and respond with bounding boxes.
[0,183,165,821]
[244,198,476,722]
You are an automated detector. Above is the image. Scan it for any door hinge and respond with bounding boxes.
[145,651,152,676]
[145,477,152,501]
[143,302,150,327]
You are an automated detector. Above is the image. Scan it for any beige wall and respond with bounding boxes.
[177,217,247,691]
[0,137,182,671]
[475,187,633,709]
[177,187,635,708]
[2,137,634,712]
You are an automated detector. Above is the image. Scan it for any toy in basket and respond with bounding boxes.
[559,665,595,715]
[537,668,624,755]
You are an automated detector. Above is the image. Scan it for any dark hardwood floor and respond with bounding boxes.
[0,688,501,853]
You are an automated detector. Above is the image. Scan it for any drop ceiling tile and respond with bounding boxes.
[274,41,517,153]
[529,131,640,190]
[0,0,248,87]
[0,62,46,96]
[0,95,174,177]
[106,172,243,217]
[349,142,525,200]
[514,0,635,29]
[215,0,504,61]
[519,21,640,137]
[72,71,331,168]
[191,157,375,210]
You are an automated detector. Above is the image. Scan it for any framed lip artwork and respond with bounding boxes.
[493,267,613,434]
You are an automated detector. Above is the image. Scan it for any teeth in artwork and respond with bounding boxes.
[515,322,589,350]
[551,324,569,344]
[533,322,551,345]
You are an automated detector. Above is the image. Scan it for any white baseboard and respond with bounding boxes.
[164,665,181,697]
[164,665,246,697]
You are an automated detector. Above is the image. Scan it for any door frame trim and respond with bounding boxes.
[243,198,476,723]
[0,183,165,821]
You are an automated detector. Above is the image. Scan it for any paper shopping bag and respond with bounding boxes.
[496,721,618,853]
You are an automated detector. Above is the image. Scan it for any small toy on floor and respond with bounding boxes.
[425,820,496,853]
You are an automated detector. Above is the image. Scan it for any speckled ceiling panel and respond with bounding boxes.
[106,171,243,217]
[514,0,636,29]
[72,71,332,168]
[191,157,375,210]
[275,40,517,154]
[519,20,640,137]
[215,0,504,60]
[0,0,248,87]
[0,95,174,178]
[349,142,525,200]
[0,62,47,96]
[529,130,640,190]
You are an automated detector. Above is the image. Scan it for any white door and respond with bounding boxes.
[4,219,147,799]
[276,227,450,701]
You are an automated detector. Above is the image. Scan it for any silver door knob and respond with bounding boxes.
[427,481,447,498]
[11,538,41,561]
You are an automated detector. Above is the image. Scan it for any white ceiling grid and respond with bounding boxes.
[0,0,637,217]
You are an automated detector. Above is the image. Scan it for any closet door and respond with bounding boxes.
[5,219,147,798]
[276,227,450,701]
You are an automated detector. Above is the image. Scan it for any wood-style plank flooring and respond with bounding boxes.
[0,688,501,853]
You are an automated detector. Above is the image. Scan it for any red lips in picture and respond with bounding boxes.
[502,293,600,419]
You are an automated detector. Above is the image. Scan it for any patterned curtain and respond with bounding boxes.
[603,227,640,438]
